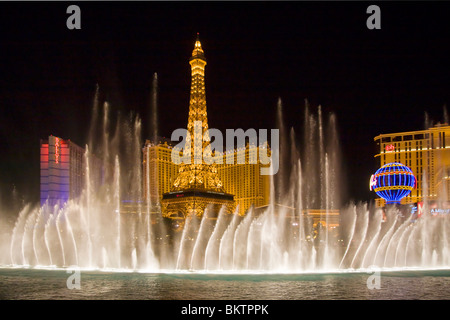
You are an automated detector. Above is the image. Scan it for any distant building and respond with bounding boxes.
[142,137,179,205]
[40,135,85,207]
[143,139,270,216]
[216,145,270,215]
[374,124,450,206]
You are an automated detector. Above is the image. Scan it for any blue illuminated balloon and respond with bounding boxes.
[370,162,416,204]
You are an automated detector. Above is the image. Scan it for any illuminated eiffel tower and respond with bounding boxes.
[161,34,235,222]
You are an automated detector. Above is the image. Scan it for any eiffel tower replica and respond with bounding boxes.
[161,35,235,224]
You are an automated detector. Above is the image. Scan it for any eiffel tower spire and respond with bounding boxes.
[171,34,225,192]
[187,33,210,165]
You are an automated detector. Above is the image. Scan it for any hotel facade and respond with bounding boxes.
[142,138,271,216]
[374,124,450,206]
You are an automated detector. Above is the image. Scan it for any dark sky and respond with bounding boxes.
[0,2,449,206]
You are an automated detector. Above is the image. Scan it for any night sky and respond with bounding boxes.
[0,2,449,207]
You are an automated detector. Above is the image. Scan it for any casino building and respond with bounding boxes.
[374,123,450,206]
[143,138,271,217]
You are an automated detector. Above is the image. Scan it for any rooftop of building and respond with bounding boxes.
[374,123,450,141]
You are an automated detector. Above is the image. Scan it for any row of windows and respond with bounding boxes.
[379,132,450,153]
[380,133,430,143]
[148,146,264,160]
[382,141,427,153]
